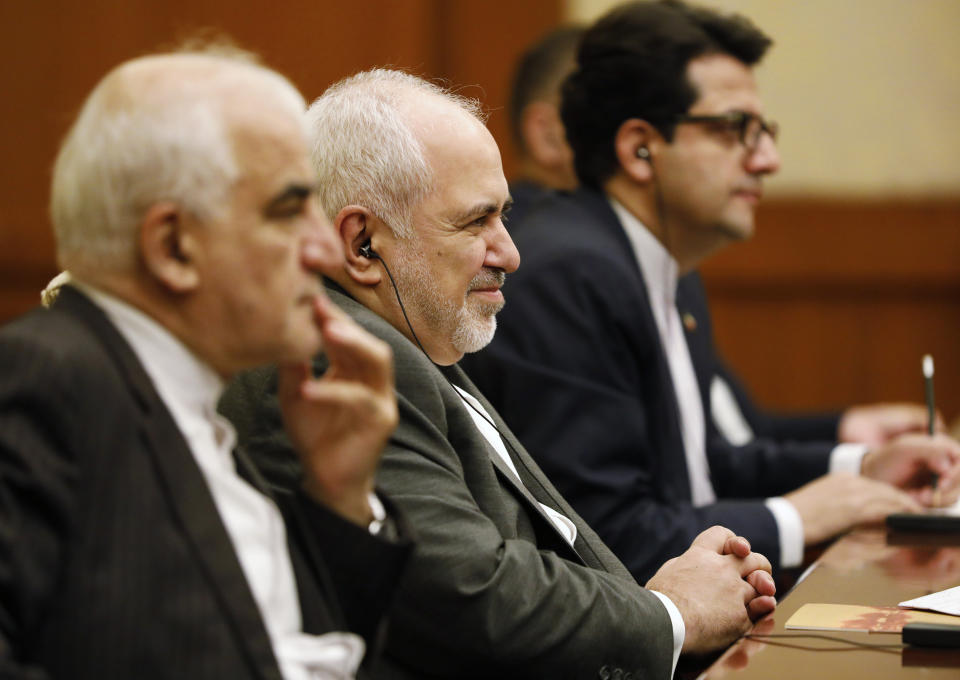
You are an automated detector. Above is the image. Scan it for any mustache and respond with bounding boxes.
[469,269,506,290]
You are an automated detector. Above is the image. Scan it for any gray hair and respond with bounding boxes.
[306,68,484,239]
[51,51,305,273]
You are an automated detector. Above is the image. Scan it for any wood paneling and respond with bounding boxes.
[701,199,960,421]
[435,0,564,179]
[0,0,560,324]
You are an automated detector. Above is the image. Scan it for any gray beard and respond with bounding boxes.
[392,242,503,356]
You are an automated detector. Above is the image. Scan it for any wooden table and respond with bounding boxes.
[698,527,960,679]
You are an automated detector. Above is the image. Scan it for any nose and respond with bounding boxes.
[484,216,521,274]
[745,131,781,175]
[301,201,344,275]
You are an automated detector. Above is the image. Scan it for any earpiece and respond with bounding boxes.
[359,242,379,260]
[636,147,650,160]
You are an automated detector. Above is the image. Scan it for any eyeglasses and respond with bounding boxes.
[673,111,778,151]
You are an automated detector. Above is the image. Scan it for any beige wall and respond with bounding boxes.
[566,0,960,197]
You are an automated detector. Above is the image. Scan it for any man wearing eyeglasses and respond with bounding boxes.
[465,0,960,583]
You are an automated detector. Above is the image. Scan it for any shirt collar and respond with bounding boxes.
[69,279,225,424]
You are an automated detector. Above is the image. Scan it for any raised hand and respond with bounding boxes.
[278,292,397,526]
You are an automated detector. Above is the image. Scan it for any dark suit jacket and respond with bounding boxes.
[509,180,841,447]
[222,283,676,680]
[461,188,834,581]
[0,286,409,679]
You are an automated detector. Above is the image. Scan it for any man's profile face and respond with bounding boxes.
[189,99,342,374]
[388,102,519,366]
[653,53,781,244]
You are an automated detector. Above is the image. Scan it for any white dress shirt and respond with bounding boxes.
[453,386,684,676]
[608,201,868,569]
[74,281,364,680]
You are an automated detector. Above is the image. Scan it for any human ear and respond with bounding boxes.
[139,202,200,293]
[336,205,384,287]
[522,101,570,170]
[614,118,658,184]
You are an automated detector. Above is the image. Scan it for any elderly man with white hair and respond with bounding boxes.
[222,68,779,680]
[0,48,409,679]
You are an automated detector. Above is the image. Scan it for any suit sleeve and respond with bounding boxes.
[465,248,818,580]
[0,328,80,679]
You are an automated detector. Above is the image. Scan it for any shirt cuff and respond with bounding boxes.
[829,443,869,475]
[649,590,684,677]
[764,497,804,568]
[367,492,386,535]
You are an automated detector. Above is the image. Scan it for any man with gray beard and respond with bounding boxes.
[221,68,778,679]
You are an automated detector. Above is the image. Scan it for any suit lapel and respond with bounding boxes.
[443,366,590,565]
[576,192,694,504]
[56,287,283,680]
[677,273,715,418]
[326,282,589,563]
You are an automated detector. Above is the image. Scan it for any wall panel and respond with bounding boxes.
[0,0,560,323]
[702,200,960,421]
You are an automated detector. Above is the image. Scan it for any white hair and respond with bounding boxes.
[306,68,485,238]
[51,52,306,273]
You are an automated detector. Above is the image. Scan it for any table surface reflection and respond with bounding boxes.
[699,527,960,680]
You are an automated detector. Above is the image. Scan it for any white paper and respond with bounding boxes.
[899,584,960,616]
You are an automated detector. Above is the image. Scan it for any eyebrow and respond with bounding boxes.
[447,198,513,225]
[264,182,318,213]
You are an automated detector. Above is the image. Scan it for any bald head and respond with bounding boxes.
[51,51,306,279]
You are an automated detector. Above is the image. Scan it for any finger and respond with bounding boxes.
[917,474,960,507]
[318,310,393,390]
[299,379,392,415]
[738,550,773,578]
[914,435,960,471]
[879,486,923,513]
[747,595,777,622]
[936,466,960,504]
[723,535,752,559]
[691,525,735,553]
[746,569,776,598]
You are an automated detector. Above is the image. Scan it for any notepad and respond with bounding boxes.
[900,585,960,617]
[785,603,958,633]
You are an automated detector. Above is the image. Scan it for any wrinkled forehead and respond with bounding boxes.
[227,116,314,207]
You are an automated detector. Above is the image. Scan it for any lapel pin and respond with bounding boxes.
[682,313,697,332]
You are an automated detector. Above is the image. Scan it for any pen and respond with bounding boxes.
[922,354,939,505]
[923,354,935,436]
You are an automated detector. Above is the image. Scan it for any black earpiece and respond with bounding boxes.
[636,147,650,161]
[359,242,379,260]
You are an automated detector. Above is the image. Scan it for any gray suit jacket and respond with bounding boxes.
[222,283,676,680]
